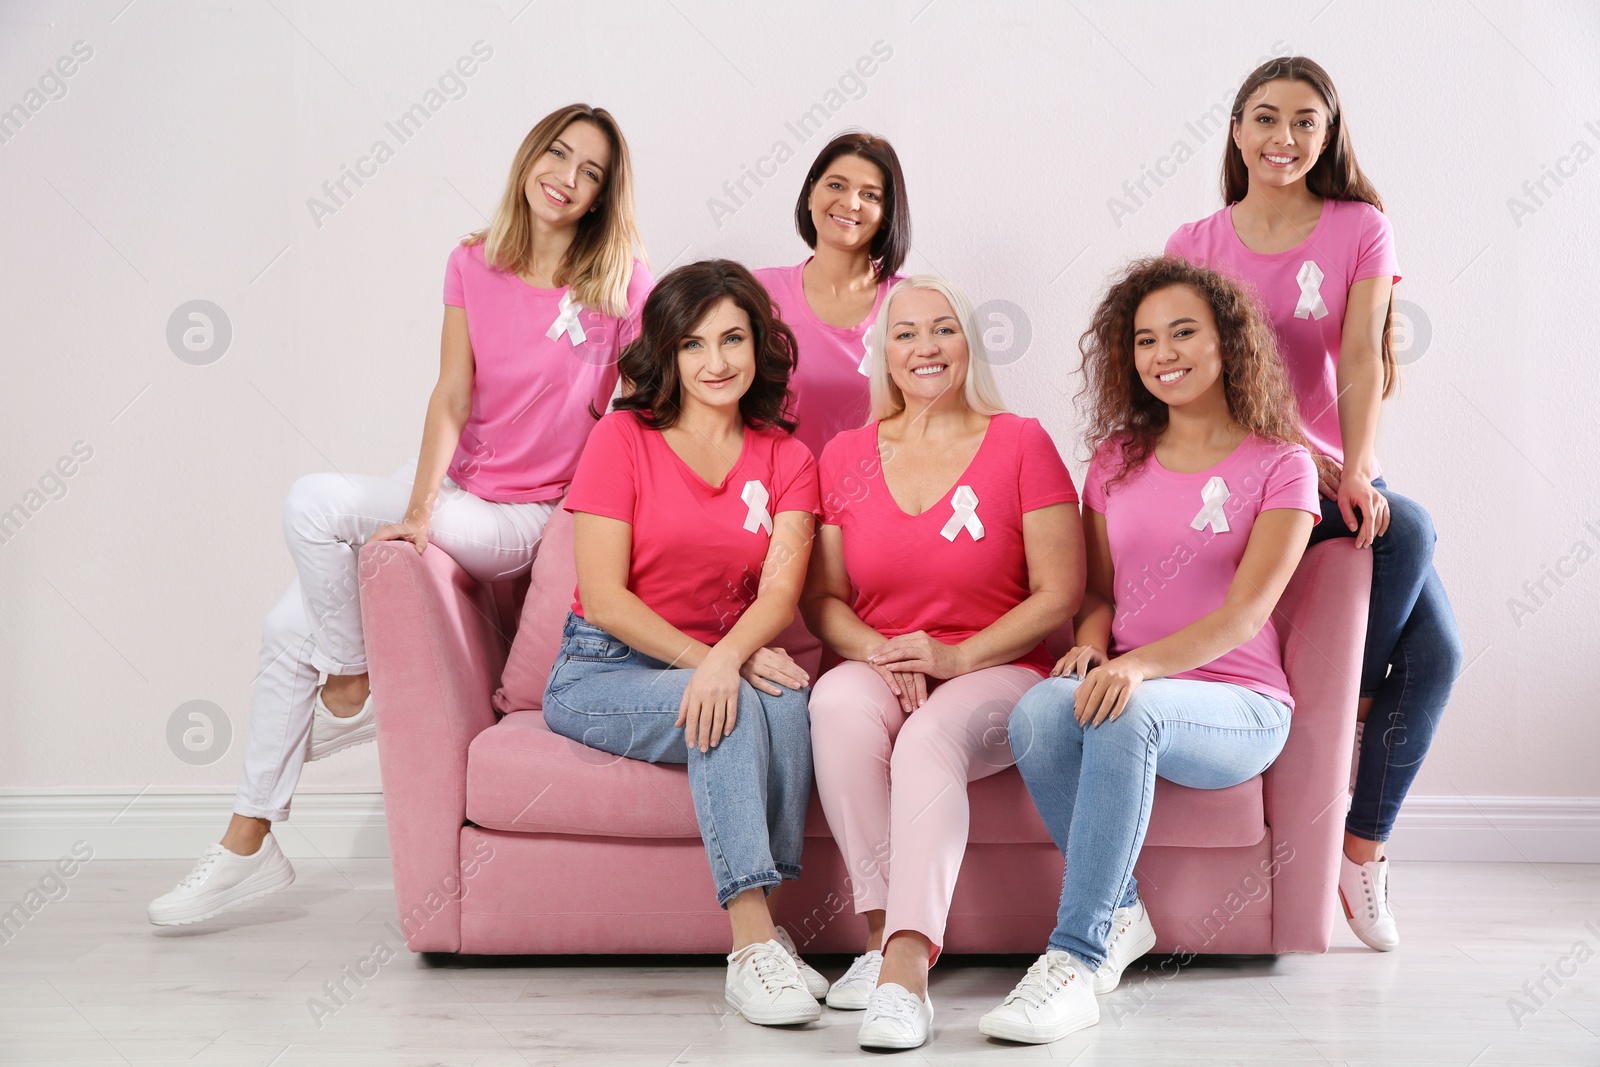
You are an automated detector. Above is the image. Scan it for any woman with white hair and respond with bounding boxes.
[801,276,1084,1050]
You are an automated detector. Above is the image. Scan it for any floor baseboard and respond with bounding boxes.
[1,791,1597,863]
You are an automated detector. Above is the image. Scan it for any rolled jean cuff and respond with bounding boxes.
[717,871,783,908]
[775,861,803,881]
[310,648,367,677]
[232,802,289,822]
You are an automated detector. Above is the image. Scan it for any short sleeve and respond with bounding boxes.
[563,413,638,524]
[816,431,856,526]
[1260,444,1322,524]
[771,435,821,517]
[1352,204,1401,286]
[1016,418,1078,511]
[1163,224,1191,261]
[618,260,655,349]
[1081,441,1117,514]
[443,243,470,308]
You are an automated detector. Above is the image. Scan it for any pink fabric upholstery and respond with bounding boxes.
[363,533,1368,957]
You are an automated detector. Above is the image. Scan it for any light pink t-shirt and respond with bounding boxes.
[819,413,1079,677]
[564,411,820,646]
[754,260,903,458]
[1165,199,1400,470]
[443,242,654,502]
[1082,434,1322,707]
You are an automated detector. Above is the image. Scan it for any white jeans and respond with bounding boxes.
[234,462,555,821]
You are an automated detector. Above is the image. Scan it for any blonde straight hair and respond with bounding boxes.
[466,103,643,317]
[866,275,1009,422]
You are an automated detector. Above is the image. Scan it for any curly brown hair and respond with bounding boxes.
[612,259,799,432]
[1079,255,1309,487]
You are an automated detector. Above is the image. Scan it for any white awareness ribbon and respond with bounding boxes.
[939,485,985,542]
[857,324,876,377]
[1294,260,1329,321]
[545,291,588,345]
[1189,476,1232,534]
[741,480,772,536]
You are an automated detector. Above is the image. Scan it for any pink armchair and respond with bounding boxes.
[360,510,1368,958]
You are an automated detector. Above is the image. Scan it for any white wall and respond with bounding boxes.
[2,0,1596,807]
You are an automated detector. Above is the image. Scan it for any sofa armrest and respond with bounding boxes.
[360,540,511,952]
[1262,538,1372,952]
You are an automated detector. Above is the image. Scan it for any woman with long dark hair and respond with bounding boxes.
[1165,56,1463,951]
[543,260,825,1027]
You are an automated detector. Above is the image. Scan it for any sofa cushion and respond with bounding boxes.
[493,506,578,716]
[466,710,1267,849]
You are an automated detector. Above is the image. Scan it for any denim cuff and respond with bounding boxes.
[716,871,782,908]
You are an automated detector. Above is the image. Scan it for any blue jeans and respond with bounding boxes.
[542,612,813,907]
[1008,676,1290,969]
[1306,477,1463,841]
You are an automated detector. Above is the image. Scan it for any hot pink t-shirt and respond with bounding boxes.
[1165,199,1400,470]
[818,413,1078,676]
[1082,434,1322,707]
[754,260,903,458]
[443,242,654,502]
[564,411,820,646]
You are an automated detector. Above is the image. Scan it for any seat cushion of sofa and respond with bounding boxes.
[466,710,1266,849]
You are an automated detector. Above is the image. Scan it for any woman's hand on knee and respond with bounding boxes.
[369,514,432,555]
[678,649,742,751]
[1052,644,1107,680]
[740,646,809,696]
[868,630,964,680]
[1074,656,1149,727]
[867,659,926,715]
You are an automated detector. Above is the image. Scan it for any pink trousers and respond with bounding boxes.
[809,660,1041,963]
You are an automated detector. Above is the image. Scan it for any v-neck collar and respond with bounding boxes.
[874,416,997,518]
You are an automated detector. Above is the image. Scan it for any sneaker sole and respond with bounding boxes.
[147,860,295,926]
[979,1004,1099,1044]
[858,1024,930,1050]
[309,723,377,762]
[724,992,820,1026]
[1093,924,1159,994]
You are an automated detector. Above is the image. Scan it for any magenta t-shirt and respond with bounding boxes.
[754,260,903,458]
[1082,434,1322,707]
[1165,199,1400,470]
[442,242,654,502]
[818,413,1078,676]
[564,411,820,646]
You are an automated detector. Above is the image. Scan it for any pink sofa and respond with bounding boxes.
[361,509,1369,958]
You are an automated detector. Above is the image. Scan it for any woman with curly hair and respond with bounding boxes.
[980,257,1322,1044]
[542,260,824,1027]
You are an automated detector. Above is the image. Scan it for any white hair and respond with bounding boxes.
[865,275,1009,423]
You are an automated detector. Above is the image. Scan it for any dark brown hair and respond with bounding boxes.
[613,259,799,432]
[793,131,910,281]
[1223,56,1398,398]
[1079,256,1309,488]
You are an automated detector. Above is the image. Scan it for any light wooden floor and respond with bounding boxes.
[1,856,1596,1065]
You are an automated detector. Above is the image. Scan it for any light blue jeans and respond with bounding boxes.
[542,612,813,907]
[1008,676,1291,968]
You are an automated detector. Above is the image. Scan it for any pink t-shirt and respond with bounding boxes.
[564,411,820,646]
[1082,434,1322,707]
[818,413,1078,677]
[442,242,654,502]
[1165,199,1400,470]
[754,260,903,458]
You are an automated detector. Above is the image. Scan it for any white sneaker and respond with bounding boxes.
[826,949,883,1010]
[1349,720,1365,795]
[147,835,295,926]
[309,689,375,761]
[979,950,1099,1044]
[725,940,821,1026]
[771,925,828,1000]
[857,982,932,1050]
[1339,853,1399,951]
[1092,897,1158,994]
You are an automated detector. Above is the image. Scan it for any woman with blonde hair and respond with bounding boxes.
[803,275,1083,1049]
[149,103,652,927]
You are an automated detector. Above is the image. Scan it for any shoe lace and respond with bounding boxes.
[177,847,225,890]
[749,944,807,994]
[840,952,882,986]
[1007,953,1080,1008]
[866,986,923,1027]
